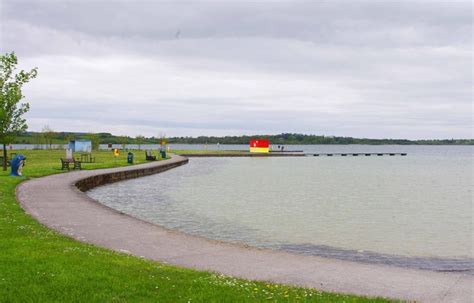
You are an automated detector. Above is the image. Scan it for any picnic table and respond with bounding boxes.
[79,153,96,163]
[60,158,81,170]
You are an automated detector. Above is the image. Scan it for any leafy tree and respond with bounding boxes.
[41,125,55,149]
[32,131,42,148]
[85,133,99,151]
[135,134,145,150]
[64,134,74,144]
[158,132,167,145]
[117,135,128,149]
[0,52,37,170]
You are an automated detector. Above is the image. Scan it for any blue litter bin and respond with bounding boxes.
[10,154,26,177]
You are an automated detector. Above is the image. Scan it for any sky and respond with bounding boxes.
[0,0,472,139]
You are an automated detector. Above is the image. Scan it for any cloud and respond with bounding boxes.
[0,0,471,139]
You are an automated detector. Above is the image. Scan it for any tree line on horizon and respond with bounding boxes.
[12,131,474,145]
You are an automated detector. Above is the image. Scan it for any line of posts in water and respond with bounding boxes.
[308,153,407,157]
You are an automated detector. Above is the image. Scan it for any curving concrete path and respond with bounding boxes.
[17,155,473,302]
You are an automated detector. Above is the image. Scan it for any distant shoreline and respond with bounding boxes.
[12,131,474,146]
[1,143,474,152]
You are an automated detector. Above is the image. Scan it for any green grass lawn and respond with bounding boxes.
[0,150,394,302]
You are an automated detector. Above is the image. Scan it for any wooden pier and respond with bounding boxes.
[309,153,407,157]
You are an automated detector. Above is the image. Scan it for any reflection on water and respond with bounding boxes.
[88,145,473,272]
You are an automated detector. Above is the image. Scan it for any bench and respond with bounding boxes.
[60,158,81,170]
[145,151,156,161]
[80,153,96,163]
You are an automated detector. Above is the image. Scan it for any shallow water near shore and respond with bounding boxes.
[88,145,473,272]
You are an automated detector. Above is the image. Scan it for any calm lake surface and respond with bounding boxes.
[88,145,473,272]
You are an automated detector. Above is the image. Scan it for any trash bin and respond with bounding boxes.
[160,150,166,159]
[10,154,26,177]
[127,152,134,164]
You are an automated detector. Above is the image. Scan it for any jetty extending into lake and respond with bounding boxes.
[310,153,407,157]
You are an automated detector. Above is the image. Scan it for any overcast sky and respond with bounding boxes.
[1,0,472,139]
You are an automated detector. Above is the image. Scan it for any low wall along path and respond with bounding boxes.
[16,155,472,303]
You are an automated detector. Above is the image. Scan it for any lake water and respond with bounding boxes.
[88,145,473,272]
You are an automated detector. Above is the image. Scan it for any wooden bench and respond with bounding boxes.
[80,153,96,163]
[145,151,156,161]
[60,158,81,170]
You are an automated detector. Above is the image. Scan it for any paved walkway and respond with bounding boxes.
[16,155,472,302]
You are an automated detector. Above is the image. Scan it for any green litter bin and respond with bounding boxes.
[127,152,134,164]
[160,150,166,159]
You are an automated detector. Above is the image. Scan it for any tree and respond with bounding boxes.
[0,52,38,170]
[64,134,74,144]
[135,134,145,150]
[33,131,42,149]
[117,135,128,150]
[158,132,166,145]
[41,125,55,149]
[85,133,99,151]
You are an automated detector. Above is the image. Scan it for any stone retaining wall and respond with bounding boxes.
[75,158,189,192]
